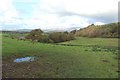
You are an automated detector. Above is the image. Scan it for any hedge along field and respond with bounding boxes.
[2,36,119,78]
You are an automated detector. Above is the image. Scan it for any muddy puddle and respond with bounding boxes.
[14,57,35,63]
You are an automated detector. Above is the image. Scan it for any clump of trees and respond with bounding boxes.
[26,29,52,43]
[49,32,75,43]
[25,29,43,41]
[25,29,75,43]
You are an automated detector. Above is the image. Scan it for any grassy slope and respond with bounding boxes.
[75,22,119,38]
[2,37,118,78]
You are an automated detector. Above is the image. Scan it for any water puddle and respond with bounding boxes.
[14,57,35,63]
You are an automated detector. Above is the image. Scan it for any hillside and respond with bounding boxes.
[74,22,120,38]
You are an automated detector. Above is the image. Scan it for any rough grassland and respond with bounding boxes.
[2,37,119,78]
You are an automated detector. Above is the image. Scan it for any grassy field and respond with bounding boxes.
[2,36,119,78]
[60,37,118,47]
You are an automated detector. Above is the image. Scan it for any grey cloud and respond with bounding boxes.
[53,10,117,23]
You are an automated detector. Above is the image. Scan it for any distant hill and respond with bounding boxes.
[1,26,81,33]
[73,22,120,38]
[16,29,32,32]
[42,27,81,33]
[1,29,31,34]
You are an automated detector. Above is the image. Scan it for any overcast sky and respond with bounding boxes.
[0,0,119,30]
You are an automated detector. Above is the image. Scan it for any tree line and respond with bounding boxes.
[25,29,75,43]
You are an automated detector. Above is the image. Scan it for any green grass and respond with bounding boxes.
[60,37,118,47]
[2,36,119,78]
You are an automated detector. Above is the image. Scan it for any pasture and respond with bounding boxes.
[2,34,119,78]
